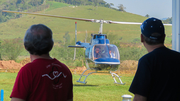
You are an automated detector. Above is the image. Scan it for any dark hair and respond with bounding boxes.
[142,33,165,45]
[24,24,54,55]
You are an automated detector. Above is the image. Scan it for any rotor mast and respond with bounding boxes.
[99,20,103,34]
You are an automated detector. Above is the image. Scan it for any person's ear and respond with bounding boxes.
[141,34,144,42]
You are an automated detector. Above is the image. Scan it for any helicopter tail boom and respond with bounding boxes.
[68,46,84,48]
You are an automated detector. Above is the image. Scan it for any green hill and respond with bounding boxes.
[0,2,172,44]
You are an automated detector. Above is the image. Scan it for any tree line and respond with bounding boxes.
[162,17,172,24]
[145,14,172,24]
[0,0,48,23]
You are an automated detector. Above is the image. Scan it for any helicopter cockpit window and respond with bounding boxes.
[108,45,120,59]
[93,44,120,60]
[93,45,109,60]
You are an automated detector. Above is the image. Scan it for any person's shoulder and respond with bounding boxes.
[54,59,72,75]
[168,48,180,54]
[17,62,33,74]
[167,48,180,58]
[160,47,180,56]
[53,58,68,67]
[21,62,32,68]
[143,47,167,57]
[53,58,71,71]
[140,51,152,60]
[139,53,149,63]
[138,50,156,65]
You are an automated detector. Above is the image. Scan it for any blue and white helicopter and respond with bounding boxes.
[2,10,144,84]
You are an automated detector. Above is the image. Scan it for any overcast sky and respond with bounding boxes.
[103,0,172,19]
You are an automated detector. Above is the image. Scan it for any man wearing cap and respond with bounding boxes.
[129,17,180,101]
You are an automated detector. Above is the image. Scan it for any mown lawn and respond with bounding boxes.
[0,72,134,101]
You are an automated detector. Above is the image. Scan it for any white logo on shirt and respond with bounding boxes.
[42,71,67,80]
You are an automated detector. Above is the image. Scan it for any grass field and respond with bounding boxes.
[0,72,134,101]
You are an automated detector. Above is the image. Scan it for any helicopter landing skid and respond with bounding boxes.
[76,69,97,84]
[76,69,125,84]
[110,71,125,85]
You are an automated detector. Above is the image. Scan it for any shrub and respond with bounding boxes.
[1,38,23,61]
[119,45,147,61]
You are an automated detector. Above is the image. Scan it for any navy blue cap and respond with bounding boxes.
[140,17,165,40]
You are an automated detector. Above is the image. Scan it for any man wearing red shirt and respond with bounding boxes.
[10,24,73,101]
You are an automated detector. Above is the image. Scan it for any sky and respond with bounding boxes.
[103,0,172,19]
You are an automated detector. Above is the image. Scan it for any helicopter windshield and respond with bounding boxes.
[93,44,119,60]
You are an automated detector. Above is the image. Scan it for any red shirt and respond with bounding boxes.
[10,58,73,101]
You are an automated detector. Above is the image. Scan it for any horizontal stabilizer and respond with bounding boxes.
[68,46,84,48]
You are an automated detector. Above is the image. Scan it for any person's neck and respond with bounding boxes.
[30,54,52,62]
[144,43,165,53]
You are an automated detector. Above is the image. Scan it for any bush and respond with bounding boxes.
[73,60,83,67]
[119,46,147,61]
[50,43,85,67]
[1,38,23,61]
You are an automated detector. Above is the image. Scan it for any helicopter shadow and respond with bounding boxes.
[73,84,99,87]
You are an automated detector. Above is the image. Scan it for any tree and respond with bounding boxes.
[117,4,126,12]
[105,3,114,8]
[145,14,150,18]
[110,3,114,8]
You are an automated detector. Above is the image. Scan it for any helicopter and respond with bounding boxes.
[2,10,171,84]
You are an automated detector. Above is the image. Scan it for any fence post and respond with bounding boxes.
[122,94,132,101]
[0,89,4,101]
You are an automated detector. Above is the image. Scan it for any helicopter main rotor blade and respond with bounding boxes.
[109,21,172,26]
[2,10,94,22]
[109,21,142,25]
[2,10,172,26]
[2,10,142,25]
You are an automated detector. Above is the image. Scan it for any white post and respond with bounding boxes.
[172,0,180,51]
[122,94,132,101]
[74,22,77,60]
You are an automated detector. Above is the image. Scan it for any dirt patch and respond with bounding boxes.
[0,59,138,74]
[0,60,23,69]
[71,60,138,75]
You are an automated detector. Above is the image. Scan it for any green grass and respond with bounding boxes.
[0,73,17,101]
[0,73,134,101]
[46,1,70,11]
